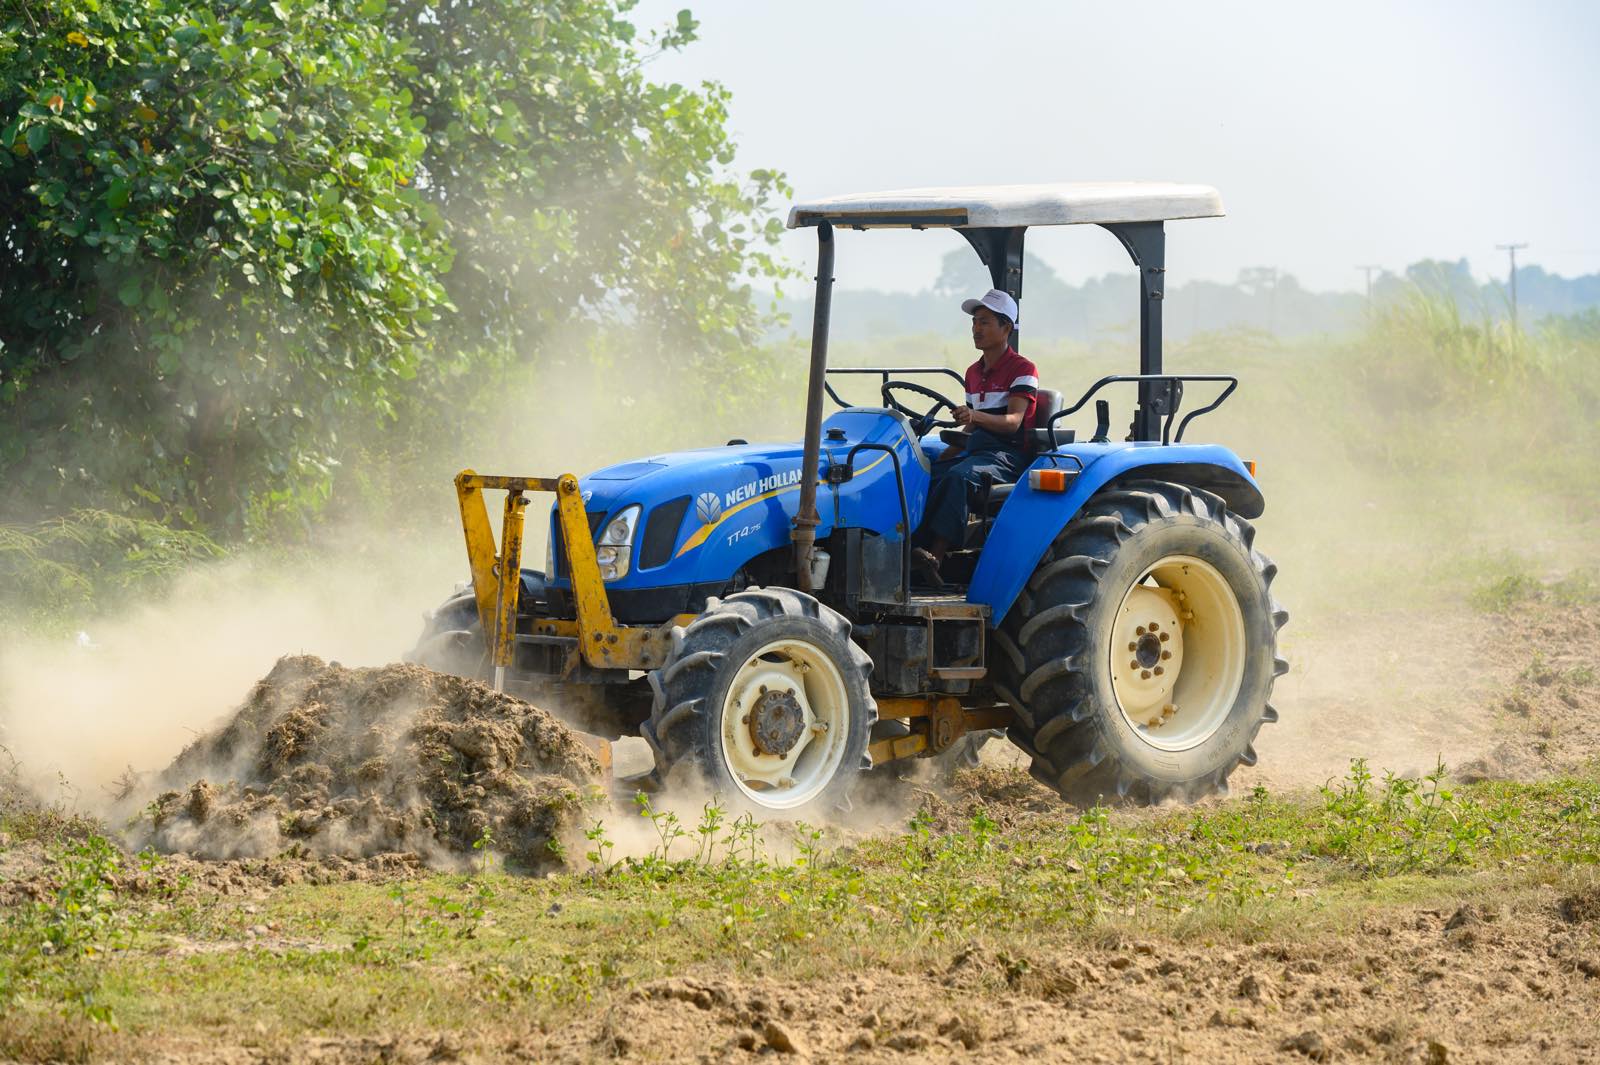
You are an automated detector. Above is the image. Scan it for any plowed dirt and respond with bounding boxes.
[526,894,1600,1064]
[128,656,600,872]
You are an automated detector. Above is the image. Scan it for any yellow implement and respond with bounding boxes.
[454,471,692,689]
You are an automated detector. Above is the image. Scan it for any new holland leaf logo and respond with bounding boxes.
[695,491,723,524]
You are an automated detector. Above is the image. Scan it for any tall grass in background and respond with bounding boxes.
[1344,289,1600,473]
[1221,291,1598,615]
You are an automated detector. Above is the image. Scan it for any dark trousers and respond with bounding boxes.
[919,447,1027,547]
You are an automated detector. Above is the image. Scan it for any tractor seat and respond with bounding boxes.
[939,388,1071,452]
[1028,387,1068,449]
[978,390,1070,516]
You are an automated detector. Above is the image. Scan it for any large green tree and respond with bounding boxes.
[0,0,785,531]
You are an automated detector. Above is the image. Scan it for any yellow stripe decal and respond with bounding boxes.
[674,452,892,558]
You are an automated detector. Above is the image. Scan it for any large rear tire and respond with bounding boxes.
[643,587,876,813]
[993,481,1287,805]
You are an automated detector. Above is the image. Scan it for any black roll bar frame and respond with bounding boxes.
[1045,374,1239,450]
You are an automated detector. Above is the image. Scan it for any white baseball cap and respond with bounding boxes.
[961,288,1019,326]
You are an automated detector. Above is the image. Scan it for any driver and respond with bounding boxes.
[912,289,1039,584]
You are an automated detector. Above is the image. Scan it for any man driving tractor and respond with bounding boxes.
[912,288,1040,585]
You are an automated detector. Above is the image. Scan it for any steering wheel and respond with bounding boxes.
[881,380,961,436]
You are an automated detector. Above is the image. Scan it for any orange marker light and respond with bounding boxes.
[1244,460,1259,478]
[1029,468,1070,492]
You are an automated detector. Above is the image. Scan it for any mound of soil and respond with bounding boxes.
[134,656,600,871]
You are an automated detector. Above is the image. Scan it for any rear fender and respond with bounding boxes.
[968,445,1261,622]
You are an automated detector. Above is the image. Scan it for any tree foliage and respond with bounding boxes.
[0,0,786,531]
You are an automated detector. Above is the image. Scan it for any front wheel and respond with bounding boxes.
[994,481,1288,805]
[643,587,876,812]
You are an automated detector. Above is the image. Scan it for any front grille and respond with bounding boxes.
[639,496,690,570]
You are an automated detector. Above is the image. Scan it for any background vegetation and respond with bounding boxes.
[1,0,787,538]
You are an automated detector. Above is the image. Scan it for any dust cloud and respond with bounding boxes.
[0,532,460,804]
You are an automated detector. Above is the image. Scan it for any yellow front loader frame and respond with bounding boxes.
[454,470,693,688]
[454,470,1012,768]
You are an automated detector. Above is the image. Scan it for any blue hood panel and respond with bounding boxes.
[553,409,931,590]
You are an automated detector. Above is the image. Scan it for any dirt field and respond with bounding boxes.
[1,597,1597,1064]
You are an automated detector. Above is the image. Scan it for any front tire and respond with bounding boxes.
[994,481,1287,804]
[407,591,490,679]
[643,587,876,812]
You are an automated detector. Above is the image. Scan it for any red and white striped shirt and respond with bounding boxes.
[963,347,1040,450]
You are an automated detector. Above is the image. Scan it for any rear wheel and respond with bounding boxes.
[643,587,876,812]
[994,481,1287,804]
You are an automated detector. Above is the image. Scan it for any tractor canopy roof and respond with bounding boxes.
[786,182,1224,230]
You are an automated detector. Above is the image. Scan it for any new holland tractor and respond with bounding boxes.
[411,182,1288,811]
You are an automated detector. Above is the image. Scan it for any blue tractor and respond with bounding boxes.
[412,182,1287,812]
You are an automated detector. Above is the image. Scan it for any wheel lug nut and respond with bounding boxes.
[1153,666,1164,676]
[780,777,796,788]
[1129,660,1140,670]
[1136,625,1146,636]
[759,684,768,694]
[1140,669,1152,680]
[1159,632,1170,643]
[1149,621,1159,631]
[1161,650,1172,660]
[1127,642,1137,652]
[741,714,751,724]
[811,722,828,734]
[1146,716,1162,728]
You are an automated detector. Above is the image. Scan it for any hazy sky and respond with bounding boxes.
[634,0,1600,294]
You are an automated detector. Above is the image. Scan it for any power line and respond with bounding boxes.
[1356,264,1381,308]
[1495,242,1528,335]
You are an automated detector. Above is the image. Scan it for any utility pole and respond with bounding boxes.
[1356,264,1381,310]
[1495,242,1528,335]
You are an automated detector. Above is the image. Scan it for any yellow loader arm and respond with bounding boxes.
[454,470,688,688]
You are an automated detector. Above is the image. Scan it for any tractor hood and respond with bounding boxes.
[548,408,931,600]
[582,441,805,511]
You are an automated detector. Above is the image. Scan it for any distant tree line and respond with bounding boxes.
[775,249,1600,345]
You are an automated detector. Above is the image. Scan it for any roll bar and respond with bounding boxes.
[1044,374,1239,449]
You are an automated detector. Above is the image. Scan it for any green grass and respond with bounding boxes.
[2,759,1597,1056]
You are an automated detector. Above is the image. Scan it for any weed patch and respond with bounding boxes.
[1472,568,1600,613]
[0,834,130,1026]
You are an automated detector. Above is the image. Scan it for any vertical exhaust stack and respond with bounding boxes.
[792,221,834,592]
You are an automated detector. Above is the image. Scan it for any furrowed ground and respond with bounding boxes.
[2,590,1598,1064]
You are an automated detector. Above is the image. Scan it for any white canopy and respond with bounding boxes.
[786,181,1224,230]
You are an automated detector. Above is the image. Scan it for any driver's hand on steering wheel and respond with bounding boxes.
[952,404,974,427]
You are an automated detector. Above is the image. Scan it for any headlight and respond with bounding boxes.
[595,505,639,581]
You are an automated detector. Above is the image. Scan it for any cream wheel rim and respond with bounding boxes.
[1109,554,1245,752]
[719,637,850,809]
